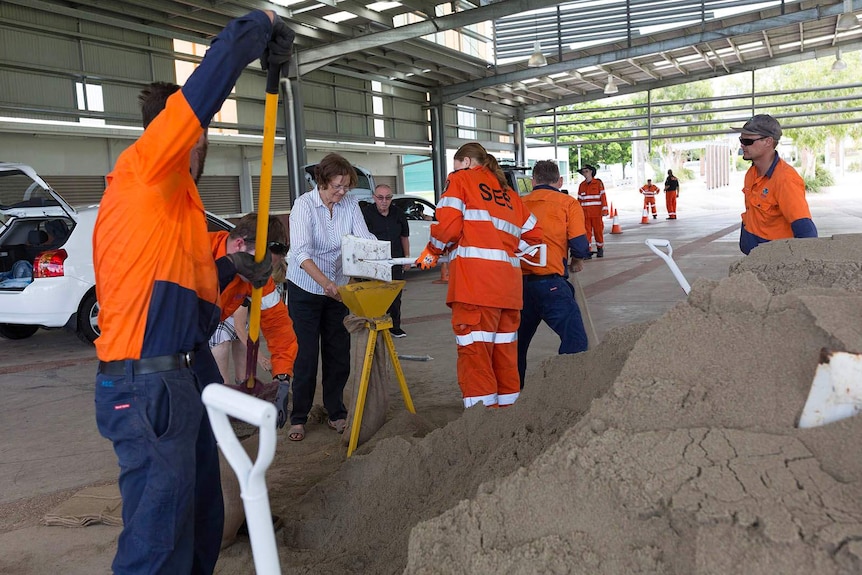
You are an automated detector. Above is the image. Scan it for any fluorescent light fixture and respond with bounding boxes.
[527,41,548,68]
[604,75,619,95]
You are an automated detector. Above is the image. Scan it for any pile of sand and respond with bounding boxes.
[246,235,862,574]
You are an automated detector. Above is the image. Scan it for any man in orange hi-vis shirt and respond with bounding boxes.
[640,178,660,219]
[733,114,817,254]
[416,143,542,408]
[577,165,609,258]
[93,11,293,573]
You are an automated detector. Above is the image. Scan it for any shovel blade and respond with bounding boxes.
[342,234,396,281]
[798,348,862,428]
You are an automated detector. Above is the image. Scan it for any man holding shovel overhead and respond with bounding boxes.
[93,11,293,574]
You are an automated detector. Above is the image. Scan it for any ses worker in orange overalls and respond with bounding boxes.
[417,143,543,408]
[640,178,660,219]
[209,213,297,399]
[576,165,609,258]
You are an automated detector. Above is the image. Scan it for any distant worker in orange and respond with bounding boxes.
[733,114,817,254]
[639,178,660,219]
[576,165,609,258]
[416,143,543,408]
[664,169,680,219]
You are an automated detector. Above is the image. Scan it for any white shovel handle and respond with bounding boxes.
[516,243,547,267]
[202,384,280,575]
[645,238,691,295]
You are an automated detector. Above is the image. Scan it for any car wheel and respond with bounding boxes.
[77,290,100,345]
[0,323,39,340]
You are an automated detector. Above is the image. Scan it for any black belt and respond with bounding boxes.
[525,273,562,282]
[99,352,195,376]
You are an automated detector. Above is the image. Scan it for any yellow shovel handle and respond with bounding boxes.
[247,68,280,388]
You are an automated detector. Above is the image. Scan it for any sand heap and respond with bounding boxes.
[277,235,862,575]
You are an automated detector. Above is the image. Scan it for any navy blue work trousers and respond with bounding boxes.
[94,347,223,574]
[287,281,350,425]
[517,274,588,388]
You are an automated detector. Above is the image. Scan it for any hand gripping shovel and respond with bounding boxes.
[645,238,691,295]
[202,384,280,575]
[341,235,548,281]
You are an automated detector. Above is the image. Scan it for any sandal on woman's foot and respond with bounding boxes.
[288,424,305,441]
[327,418,346,434]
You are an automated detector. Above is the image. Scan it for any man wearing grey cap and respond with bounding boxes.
[733,114,817,255]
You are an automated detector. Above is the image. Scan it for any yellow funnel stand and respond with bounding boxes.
[337,280,415,457]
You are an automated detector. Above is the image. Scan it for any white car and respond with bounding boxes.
[0,163,233,343]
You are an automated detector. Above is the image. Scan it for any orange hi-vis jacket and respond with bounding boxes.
[521,187,586,277]
[578,178,608,217]
[640,183,660,197]
[93,10,272,362]
[741,154,813,241]
[429,165,542,310]
[94,97,220,361]
[210,232,297,376]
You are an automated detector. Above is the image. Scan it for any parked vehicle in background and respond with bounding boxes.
[0,163,233,343]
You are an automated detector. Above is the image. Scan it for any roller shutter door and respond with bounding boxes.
[252,176,291,213]
[41,176,106,208]
[198,176,241,217]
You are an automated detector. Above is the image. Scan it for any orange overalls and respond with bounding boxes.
[577,178,609,251]
[427,165,542,408]
[210,232,297,377]
[640,183,660,217]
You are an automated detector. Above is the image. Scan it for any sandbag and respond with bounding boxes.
[219,433,259,549]
[342,314,391,447]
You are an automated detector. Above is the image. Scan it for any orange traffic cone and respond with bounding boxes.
[640,208,649,224]
[432,261,449,284]
[610,209,623,234]
[607,202,614,220]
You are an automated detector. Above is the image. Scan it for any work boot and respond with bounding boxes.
[653,214,657,219]
[596,247,604,258]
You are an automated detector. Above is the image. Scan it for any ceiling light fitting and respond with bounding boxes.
[833,49,848,72]
[836,0,860,31]
[604,75,619,95]
[527,41,547,68]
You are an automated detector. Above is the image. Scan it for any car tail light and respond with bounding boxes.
[34,249,67,278]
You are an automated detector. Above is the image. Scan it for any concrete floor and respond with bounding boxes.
[1,170,857,512]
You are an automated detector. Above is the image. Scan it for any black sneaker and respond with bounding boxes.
[390,328,407,338]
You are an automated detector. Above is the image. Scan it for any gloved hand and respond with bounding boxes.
[415,246,439,270]
[260,14,295,76]
[228,250,272,289]
[274,376,291,429]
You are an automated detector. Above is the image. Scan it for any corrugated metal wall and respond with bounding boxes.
[198,176,241,216]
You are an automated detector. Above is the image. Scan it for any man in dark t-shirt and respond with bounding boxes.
[664,169,680,220]
[361,184,410,337]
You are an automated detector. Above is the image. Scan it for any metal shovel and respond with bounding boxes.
[341,235,547,281]
[645,238,691,294]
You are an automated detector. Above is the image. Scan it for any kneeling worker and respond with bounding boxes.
[518,160,591,389]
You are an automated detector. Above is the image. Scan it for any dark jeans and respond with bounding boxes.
[388,265,404,329]
[517,275,588,389]
[287,281,350,425]
[94,348,223,574]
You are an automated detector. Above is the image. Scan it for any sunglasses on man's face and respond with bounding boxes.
[739,136,768,146]
[268,242,288,255]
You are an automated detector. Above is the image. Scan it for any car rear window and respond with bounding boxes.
[0,170,61,211]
